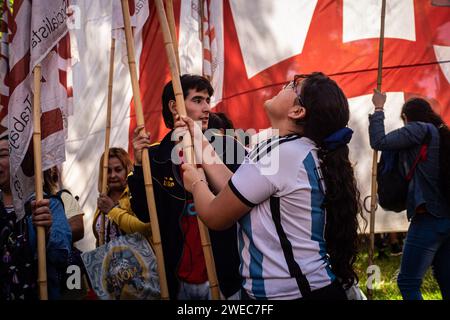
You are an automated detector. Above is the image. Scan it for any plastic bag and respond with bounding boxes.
[81,233,160,300]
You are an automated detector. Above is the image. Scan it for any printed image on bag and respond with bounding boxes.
[81,233,160,300]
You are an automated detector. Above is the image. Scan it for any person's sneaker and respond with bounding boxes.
[390,243,403,256]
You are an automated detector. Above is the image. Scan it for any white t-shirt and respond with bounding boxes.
[229,135,335,299]
[60,191,84,249]
[60,191,84,220]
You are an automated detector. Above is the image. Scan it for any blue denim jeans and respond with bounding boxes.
[397,212,450,300]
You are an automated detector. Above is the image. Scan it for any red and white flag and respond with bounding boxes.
[201,0,211,78]
[59,0,449,248]
[8,0,73,220]
[201,0,222,106]
[0,0,10,138]
[129,0,449,232]
[112,0,149,36]
[112,0,149,64]
[57,31,77,137]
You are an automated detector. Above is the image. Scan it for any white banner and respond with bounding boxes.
[111,0,149,65]
[8,0,70,220]
[63,0,135,251]
[61,0,450,251]
[0,0,10,138]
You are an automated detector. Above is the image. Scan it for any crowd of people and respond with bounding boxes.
[0,73,449,300]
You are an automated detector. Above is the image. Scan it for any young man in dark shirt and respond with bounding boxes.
[129,74,245,300]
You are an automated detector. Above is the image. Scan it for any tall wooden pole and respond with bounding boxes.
[120,0,169,300]
[33,64,48,300]
[99,38,116,247]
[367,0,386,300]
[155,0,221,300]
[165,0,180,71]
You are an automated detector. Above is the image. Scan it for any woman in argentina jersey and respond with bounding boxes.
[180,72,361,300]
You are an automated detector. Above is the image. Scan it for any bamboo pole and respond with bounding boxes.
[33,64,48,300]
[155,0,221,300]
[99,38,116,247]
[165,0,180,71]
[367,0,386,300]
[197,215,220,299]
[120,0,169,300]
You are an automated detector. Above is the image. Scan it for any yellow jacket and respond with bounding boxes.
[93,186,151,244]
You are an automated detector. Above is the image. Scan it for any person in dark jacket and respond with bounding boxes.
[369,90,450,300]
[128,74,245,300]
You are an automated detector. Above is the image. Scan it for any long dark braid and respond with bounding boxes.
[299,72,362,288]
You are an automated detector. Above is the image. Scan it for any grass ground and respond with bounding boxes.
[355,241,442,300]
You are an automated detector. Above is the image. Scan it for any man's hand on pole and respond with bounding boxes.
[372,89,386,111]
[132,125,151,166]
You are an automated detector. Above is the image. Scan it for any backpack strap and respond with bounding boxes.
[56,189,72,198]
[405,127,431,181]
[269,196,312,298]
[49,193,66,211]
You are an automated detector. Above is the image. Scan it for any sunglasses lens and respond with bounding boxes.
[283,81,292,89]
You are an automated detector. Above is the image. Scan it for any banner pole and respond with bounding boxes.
[120,0,169,300]
[33,64,48,300]
[165,0,180,71]
[99,38,116,247]
[367,0,386,300]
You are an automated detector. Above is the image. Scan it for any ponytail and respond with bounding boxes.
[299,72,362,288]
[319,146,361,288]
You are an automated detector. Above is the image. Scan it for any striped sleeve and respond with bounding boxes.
[229,160,276,207]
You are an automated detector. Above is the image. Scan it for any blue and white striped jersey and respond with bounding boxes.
[229,135,335,300]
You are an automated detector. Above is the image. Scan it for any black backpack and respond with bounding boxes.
[377,130,431,212]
